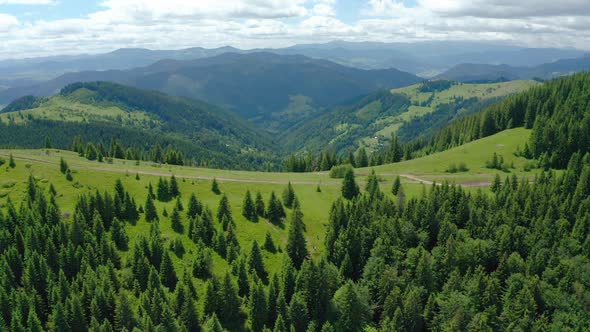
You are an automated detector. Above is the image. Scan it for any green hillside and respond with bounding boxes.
[0,82,276,170]
[280,80,537,155]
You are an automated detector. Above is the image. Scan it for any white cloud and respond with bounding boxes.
[1,0,590,60]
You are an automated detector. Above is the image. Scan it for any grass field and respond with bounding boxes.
[357,80,538,151]
[0,128,538,280]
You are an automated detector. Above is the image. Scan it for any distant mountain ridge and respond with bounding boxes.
[0,52,422,128]
[437,55,590,82]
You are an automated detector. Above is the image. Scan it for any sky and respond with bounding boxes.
[0,0,589,59]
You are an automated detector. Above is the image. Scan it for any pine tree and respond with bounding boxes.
[8,153,16,168]
[289,293,309,332]
[248,240,267,281]
[144,194,159,222]
[266,192,286,225]
[65,169,73,181]
[68,294,88,332]
[282,182,296,208]
[255,191,266,217]
[171,207,183,233]
[169,175,180,198]
[115,292,136,331]
[157,177,171,202]
[391,175,401,195]
[286,208,308,270]
[60,157,69,174]
[187,193,202,219]
[491,174,502,193]
[203,314,224,332]
[341,169,359,200]
[160,251,178,290]
[273,314,287,332]
[110,217,128,250]
[355,148,368,168]
[333,281,370,332]
[263,231,276,253]
[250,280,268,332]
[212,178,221,195]
[217,194,232,224]
[242,190,258,221]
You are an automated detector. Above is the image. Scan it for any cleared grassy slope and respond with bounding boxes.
[0,128,538,279]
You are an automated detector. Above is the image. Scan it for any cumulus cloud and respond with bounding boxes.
[0,0,590,59]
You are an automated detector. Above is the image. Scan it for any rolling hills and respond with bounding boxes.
[0,81,276,169]
[279,80,537,155]
[437,55,590,82]
[0,53,422,129]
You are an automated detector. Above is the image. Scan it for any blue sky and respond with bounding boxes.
[0,0,588,59]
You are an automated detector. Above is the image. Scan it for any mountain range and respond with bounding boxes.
[437,55,590,82]
[0,52,422,128]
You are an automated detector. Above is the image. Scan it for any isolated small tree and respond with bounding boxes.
[282,182,296,208]
[60,157,69,174]
[144,195,159,222]
[242,190,258,221]
[263,231,276,253]
[392,175,401,195]
[255,191,266,217]
[65,169,73,181]
[169,175,180,198]
[8,153,16,168]
[341,169,359,200]
[211,178,221,194]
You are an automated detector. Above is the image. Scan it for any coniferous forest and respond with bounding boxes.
[2,14,590,332]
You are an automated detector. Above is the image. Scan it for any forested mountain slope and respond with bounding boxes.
[0,82,275,169]
[408,72,590,168]
[0,53,422,129]
[280,80,536,155]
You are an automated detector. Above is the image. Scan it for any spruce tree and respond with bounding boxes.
[160,251,178,290]
[169,175,180,198]
[266,192,286,225]
[65,169,73,181]
[341,169,359,200]
[255,191,266,217]
[60,157,68,174]
[157,177,170,202]
[115,292,136,331]
[289,293,309,332]
[219,272,241,324]
[242,190,258,221]
[286,208,308,269]
[217,194,232,224]
[392,175,401,195]
[211,178,221,195]
[203,314,224,332]
[171,207,183,233]
[187,193,202,219]
[263,231,276,253]
[250,280,268,332]
[282,182,296,208]
[355,148,368,168]
[8,153,16,168]
[248,240,267,281]
[491,174,502,193]
[144,195,159,222]
[274,315,287,332]
[110,217,128,250]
